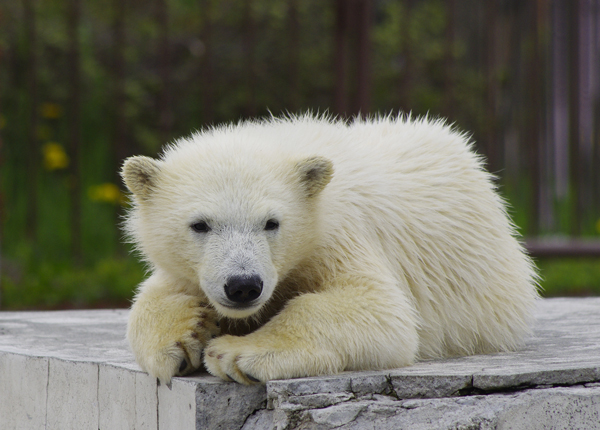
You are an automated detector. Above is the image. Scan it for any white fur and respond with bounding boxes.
[122,114,539,385]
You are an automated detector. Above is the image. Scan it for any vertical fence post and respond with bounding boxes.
[576,0,595,233]
[537,0,555,233]
[243,0,257,118]
[551,0,570,203]
[593,0,600,218]
[24,0,38,244]
[201,0,215,125]
[0,10,4,307]
[399,0,414,114]
[568,0,582,236]
[157,0,172,143]
[288,0,300,111]
[113,0,126,167]
[484,0,499,175]
[356,0,372,115]
[442,0,456,121]
[67,0,83,264]
[112,0,127,255]
[527,0,547,236]
[334,0,349,116]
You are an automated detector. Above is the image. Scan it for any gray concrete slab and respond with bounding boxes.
[98,365,137,430]
[157,378,197,430]
[46,360,99,430]
[0,353,48,430]
[0,309,133,367]
[135,371,158,430]
[0,298,599,429]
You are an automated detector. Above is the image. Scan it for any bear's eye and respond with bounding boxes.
[191,221,210,233]
[264,219,280,231]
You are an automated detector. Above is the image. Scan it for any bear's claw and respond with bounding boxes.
[246,374,261,383]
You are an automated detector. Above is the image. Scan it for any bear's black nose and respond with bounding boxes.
[225,275,263,304]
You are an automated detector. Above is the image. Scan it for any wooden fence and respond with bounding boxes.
[1,0,599,262]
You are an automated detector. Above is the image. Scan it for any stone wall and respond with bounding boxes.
[1,298,599,429]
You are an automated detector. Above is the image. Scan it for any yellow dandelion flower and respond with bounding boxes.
[88,183,124,205]
[42,142,69,170]
[596,218,600,235]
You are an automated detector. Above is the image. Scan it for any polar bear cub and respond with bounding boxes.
[122,115,539,385]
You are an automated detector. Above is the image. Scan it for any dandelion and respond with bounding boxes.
[88,183,126,205]
[42,142,69,171]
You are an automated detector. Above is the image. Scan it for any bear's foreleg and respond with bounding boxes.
[204,274,419,384]
[127,270,221,385]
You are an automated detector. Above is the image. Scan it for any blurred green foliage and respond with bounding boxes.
[538,259,600,297]
[1,0,599,309]
[2,249,145,309]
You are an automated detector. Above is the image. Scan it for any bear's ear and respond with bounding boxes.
[121,156,161,199]
[294,156,334,198]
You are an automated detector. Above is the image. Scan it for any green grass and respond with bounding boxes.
[2,252,599,310]
[1,252,145,310]
[537,258,600,297]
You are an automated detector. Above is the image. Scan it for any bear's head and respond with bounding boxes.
[121,140,333,319]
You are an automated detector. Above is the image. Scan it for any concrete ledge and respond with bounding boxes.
[1,298,599,429]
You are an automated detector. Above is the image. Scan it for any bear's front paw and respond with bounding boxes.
[128,299,221,385]
[204,335,267,385]
[204,335,343,385]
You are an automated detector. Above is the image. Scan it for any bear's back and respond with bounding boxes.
[260,116,539,361]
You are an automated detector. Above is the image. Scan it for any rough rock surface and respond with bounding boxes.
[1,298,599,429]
